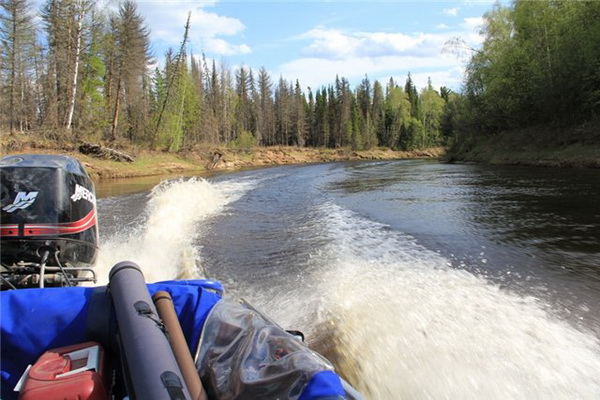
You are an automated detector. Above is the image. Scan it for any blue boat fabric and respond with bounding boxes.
[1,281,357,399]
[1,281,220,400]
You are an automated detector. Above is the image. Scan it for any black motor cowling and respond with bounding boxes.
[0,154,99,288]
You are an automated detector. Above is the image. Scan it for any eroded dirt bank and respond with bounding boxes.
[1,136,444,180]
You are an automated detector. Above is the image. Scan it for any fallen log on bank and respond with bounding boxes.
[79,142,135,163]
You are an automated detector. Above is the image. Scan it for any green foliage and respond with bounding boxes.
[383,78,411,149]
[1,0,38,132]
[1,0,451,152]
[464,0,600,136]
[420,81,445,146]
[401,118,424,150]
[229,130,256,151]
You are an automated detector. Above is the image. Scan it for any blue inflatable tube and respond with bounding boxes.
[1,278,221,400]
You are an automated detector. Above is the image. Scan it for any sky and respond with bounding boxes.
[132,0,500,92]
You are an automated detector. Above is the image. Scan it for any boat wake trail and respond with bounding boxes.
[308,202,600,399]
[93,174,600,399]
[94,177,253,285]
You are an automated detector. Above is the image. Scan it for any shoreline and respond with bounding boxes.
[447,145,600,169]
[1,136,445,180]
[446,124,600,169]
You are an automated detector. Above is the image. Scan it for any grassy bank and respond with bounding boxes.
[1,134,444,180]
[447,124,600,168]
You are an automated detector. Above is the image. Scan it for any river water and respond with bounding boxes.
[95,160,600,399]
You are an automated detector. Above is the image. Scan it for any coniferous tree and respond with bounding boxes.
[0,0,460,152]
[275,76,292,145]
[384,77,411,149]
[333,76,352,148]
[292,80,307,146]
[75,9,106,134]
[108,0,151,142]
[314,87,329,147]
[327,85,336,147]
[356,75,377,149]
[1,0,37,133]
[372,80,385,146]
[41,0,70,129]
[305,87,316,147]
[218,61,234,144]
[203,59,220,145]
[256,67,274,146]
[419,78,445,147]
[65,0,96,131]
[234,65,253,138]
[404,72,420,120]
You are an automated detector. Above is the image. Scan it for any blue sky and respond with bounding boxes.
[135,0,500,92]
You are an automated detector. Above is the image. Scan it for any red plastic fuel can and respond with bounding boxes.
[17,341,108,400]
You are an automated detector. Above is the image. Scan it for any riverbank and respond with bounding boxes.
[0,134,444,180]
[447,124,600,168]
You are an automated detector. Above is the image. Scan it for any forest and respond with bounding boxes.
[1,0,599,156]
[454,0,600,158]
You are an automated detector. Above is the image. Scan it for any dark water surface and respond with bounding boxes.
[96,160,600,399]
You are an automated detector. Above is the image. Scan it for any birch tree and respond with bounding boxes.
[65,0,95,131]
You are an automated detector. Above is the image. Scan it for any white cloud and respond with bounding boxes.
[278,17,485,91]
[189,6,245,38]
[278,52,464,92]
[443,7,459,17]
[203,38,251,56]
[299,29,450,60]
[300,28,358,60]
[463,17,485,32]
[137,2,250,56]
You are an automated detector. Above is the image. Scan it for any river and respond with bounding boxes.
[95,160,600,399]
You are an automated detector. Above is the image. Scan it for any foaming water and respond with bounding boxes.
[94,163,600,399]
[93,177,254,284]
[309,203,600,399]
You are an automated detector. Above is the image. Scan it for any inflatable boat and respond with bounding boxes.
[0,155,362,400]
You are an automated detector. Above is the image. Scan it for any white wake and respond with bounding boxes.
[93,177,253,284]
[312,202,600,399]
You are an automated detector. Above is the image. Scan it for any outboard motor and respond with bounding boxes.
[0,154,98,289]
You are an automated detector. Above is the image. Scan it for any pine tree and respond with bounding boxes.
[152,13,191,149]
[275,76,292,145]
[234,65,253,137]
[201,59,217,145]
[188,54,205,145]
[356,75,377,149]
[256,67,274,146]
[292,80,307,146]
[75,9,106,134]
[108,0,151,142]
[314,88,329,147]
[404,72,420,120]
[216,61,234,144]
[306,87,316,147]
[372,80,385,146]
[1,0,37,133]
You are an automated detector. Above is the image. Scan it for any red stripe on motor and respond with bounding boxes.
[23,210,97,237]
[0,225,19,237]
